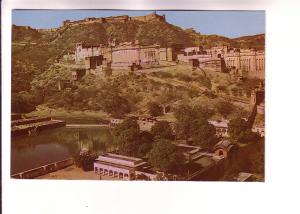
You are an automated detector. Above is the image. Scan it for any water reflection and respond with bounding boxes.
[11,127,113,174]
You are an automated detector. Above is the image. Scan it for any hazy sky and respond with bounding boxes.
[12,10,265,38]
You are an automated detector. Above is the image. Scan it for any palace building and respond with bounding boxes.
[224,49,265,79]
[111,41,160,70]
[177,45,265,79]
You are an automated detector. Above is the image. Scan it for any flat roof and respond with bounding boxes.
[95,161,133,170]
[102,153,142,163]
[94,160,147,170]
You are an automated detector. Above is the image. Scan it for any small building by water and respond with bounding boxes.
[94,153,148,180]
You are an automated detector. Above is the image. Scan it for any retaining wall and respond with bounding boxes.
[11,158,74,179]
[11,117,51,126]
[11,120,66,137]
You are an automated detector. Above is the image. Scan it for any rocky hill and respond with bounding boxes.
[12,18,265,51]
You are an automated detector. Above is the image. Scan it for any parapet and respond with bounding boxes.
[62,13,166,26]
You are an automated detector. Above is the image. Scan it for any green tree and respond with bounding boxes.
[113,118,154,158]
[148,139,185,173]
[190,119,217,149]
[136,131,154,158]
[174,103,216,148]
[97,81,131,116]
[113,118,140,156]
[151,121,174,140]
[174,103,213,139]
[228,118,248,140]
[228,118,261,144]
[11,91,43,113]
[75,151,98,171]
[237,129,261,144]
[216,101,235,118]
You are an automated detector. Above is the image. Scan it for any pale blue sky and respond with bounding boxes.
[12,10,265,38]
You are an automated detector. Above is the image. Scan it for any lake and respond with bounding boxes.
[11,127,113,174]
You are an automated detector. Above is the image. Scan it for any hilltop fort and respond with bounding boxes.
[62,12,166,27]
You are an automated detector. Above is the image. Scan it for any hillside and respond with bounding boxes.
[11,18,264,113]
[12,25,42,43]
[12,20,265,50]
[11,20,265,77]
[233,34,265,50]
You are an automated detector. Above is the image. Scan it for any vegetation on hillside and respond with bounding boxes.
[11,18,264,113]
[12,25,42,42]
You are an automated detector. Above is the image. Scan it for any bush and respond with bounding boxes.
[11,91,43,113]
[157,71,173,78]
[148,101,163,117]
[195,75,212,89]
[216,101,235,118]
[175,73,192,82]
[75,151,98,171]
[202,90,217,99]
[104,66,112,76]
[151,121,174,140]
[217,85,227,92]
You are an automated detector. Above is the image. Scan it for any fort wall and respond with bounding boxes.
[63,13,165,27]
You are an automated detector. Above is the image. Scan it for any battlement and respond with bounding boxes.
[131,12,166,22]
[62,12,166,26]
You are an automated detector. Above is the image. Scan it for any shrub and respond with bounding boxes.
[148,101,163,117]
[157,71,173,78]
[216,101,235,118]
[75,151,98,171]
[175,73,192,82]
[151,121,174,140]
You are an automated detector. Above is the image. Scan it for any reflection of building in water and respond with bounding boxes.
[74,131,93,151]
